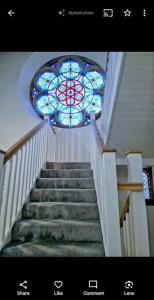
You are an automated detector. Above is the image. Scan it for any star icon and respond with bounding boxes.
[124,9,132,17]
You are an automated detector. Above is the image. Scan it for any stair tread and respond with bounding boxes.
[12,218,103,243]
[32,188,96,191]
[41,169,93,178]
[1,242,105,257]
[43,169,92,171]
[37,178,95,187]
[23,202,99,221]
[38,178,94,180]
[30,188,97,203]
[46,162,91,170]
[15,218,100,225]
[24,202,98,206]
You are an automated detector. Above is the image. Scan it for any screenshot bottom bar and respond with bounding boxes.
[0,257,153,298]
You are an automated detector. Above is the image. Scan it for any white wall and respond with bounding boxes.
[0,52,40,150]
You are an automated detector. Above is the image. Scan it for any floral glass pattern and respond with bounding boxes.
[31,56,105,128]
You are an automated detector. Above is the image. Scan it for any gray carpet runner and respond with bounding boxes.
[1,162,105,257]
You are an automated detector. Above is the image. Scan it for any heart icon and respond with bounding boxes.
[54,281,63,289]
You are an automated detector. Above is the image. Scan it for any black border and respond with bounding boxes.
[0,3,154,299]
[0,6,153,51]
[0,257,154,298]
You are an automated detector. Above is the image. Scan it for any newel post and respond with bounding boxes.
[125,150,150,256]
[101,149,122,256]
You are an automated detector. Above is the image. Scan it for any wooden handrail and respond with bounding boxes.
[117,182,143,191]
[0,150,6,155]
[91,120,105,154]
[91,120,116,154]
[3,120,48,164]
[120,196,130,227]
[125,150,143,156]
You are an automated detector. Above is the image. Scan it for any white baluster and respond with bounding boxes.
[29,135,35,190]
[123,221,127,256]
[18,145,26,208]
[125,213,131,256]
[128,210,133,256]
[26,138,33,197]
[31,135,36,189]
[120,226,125,256]
[40,128,44,166]
[4,156,17,237]
[0,160,12,243]
[11,150,22,224]
[39,129,43,170]
[34,133,38,179]
[23,141,30,203]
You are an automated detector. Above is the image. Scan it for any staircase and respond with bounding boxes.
[1,162,105,257]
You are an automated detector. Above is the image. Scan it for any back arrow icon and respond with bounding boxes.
[8,10,15,16]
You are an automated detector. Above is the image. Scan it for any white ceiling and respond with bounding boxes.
[108,52,154,158]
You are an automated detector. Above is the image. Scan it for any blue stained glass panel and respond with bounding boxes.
[61,105,80,114]
[143,172,150,199]
[37,72,58,90]
[85,94,102,114]
[59,111,83,127]
[35,95,55,115]
[32,88,38,98]
[83,76,93,89]
[60,60,81,73]
[84,71,105,89]
[47,95,62,111]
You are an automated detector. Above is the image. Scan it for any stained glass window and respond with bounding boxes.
[30,56,105,128]
[143,171,150,199]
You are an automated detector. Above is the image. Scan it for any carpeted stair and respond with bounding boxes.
[1,162,105,257]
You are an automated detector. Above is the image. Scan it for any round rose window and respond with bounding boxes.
[30,55,105,128]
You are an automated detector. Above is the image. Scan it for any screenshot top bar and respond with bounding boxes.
[1,7,153,20]
[0,6,153,50]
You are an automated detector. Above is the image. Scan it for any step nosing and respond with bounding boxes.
[43,169,92,171]
[38,178,94,180]
[25,202,97,205]
[15,219,100,223]
[33,188,96,191]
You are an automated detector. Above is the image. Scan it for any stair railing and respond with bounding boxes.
[90,112,122,256]
[0,119,54,251]
[118,151,150,256]
[90,112,150,256]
